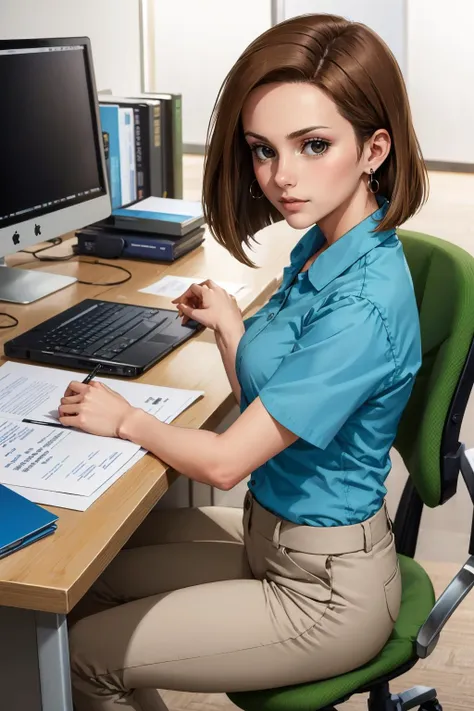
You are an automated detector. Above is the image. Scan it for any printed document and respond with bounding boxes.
[0,362,203,509]
[139,275,247,299]
[0,419,139,496]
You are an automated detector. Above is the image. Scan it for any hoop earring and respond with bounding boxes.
[249,179,264,199]
[368,168,380,194]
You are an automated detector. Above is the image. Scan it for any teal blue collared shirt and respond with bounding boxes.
[236,200,421,527]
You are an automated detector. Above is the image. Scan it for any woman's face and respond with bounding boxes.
[242,82,371,231]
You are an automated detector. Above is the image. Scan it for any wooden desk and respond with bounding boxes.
[0,221,301,711]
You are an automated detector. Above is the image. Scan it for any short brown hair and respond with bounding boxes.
[202,13,428,267]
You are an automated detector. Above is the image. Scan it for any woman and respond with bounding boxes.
[63,13,427,711]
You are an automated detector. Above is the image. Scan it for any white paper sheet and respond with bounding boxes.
[125,196,203,218]
[0,361,203,425]
[0,419,140,496]
[139,275,247,299]
[0,362,203,508]
[5,450,145,512]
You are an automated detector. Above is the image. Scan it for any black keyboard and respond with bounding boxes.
[37,302,169,360]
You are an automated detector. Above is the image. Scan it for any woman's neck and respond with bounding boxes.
[317,188,380,246]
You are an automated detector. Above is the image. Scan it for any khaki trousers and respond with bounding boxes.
[70,492,401,711]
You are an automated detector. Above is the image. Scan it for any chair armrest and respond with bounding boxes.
[416,556,474,658]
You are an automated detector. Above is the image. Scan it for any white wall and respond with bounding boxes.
[149,0,272,146]
[4,0,472,164]
[275,0,407,77]
[408,0,474,164]
[277,0,474,164]
[0,0,142,96]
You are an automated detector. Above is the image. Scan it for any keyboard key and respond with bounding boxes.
[31,303,172,361]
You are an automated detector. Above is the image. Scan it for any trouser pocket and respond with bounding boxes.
[383,558,402,623]
[268,545,334,604]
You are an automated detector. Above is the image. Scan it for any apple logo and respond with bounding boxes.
[12,231,20,245]
[34,224,41,237]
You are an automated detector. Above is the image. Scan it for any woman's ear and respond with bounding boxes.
[363,129,391,175]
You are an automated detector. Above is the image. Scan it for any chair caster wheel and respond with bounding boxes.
[420,702,442,711]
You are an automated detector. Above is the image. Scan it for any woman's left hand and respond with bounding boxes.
[172,279,242,334]
[58,380,136,437]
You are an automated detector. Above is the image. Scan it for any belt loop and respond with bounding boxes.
[272,520,282,548]
[244,490,252,511]
[244,491,253,533]
[383,500,393,531]
[361,519,373,553]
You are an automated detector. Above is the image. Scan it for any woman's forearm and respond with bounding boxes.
[118,409,235,489]
[116,322,246,489]
[215,323,245,405]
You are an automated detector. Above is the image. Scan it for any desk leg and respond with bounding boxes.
[35,612,74,711]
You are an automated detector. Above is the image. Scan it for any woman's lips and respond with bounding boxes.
[279,198,308,212]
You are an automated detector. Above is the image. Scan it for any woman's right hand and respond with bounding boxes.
[172,279,243,335]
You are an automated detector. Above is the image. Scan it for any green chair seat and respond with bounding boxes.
[228,555,436,711]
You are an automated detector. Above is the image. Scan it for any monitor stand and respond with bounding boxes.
[0,259,77,304]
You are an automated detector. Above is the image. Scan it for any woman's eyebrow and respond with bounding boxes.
[244,125,330,142]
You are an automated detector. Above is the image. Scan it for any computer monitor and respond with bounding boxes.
[0,37,111,303]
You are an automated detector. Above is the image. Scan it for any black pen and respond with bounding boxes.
[22,418,66,429]
[82,363,102,384]
[21,366,102,430]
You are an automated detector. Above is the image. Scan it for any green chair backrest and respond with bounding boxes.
[394,229,474,508]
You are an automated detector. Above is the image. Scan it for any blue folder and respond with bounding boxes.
[0,484,58,559]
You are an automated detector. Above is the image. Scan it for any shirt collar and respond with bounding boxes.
[282,197,396,292]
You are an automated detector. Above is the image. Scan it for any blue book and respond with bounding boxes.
[0,484,58,559]
[109,197,205,237]
[99,105,122,209]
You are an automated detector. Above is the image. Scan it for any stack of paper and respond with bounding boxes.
[0,362,203,511]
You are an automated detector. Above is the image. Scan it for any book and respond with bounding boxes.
[133,92,183,199]
[99,105,122,209]
[75,225,205,262]
[109,196,204,238]
[130,104,148,200]
[99,96,164,199]
[0,484,58,559]
[118,107,137,205]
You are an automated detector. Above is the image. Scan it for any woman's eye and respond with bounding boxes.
[302,139,330,156]
[252,145,275,161]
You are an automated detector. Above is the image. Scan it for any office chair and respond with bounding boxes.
[228,230,474,711]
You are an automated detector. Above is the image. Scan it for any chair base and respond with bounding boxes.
[366,683,441,711]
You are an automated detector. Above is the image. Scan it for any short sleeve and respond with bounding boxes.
[258,296,396,449]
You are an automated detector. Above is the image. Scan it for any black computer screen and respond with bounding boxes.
[0,43,106,227]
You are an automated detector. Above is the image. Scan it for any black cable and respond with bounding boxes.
[0,237,133,328]
[0,240,65,330]
[0,313,19,329]
[18,237,64,257]
[18,237,132,286]
[0,242,64,326]
[75,260,132,286]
